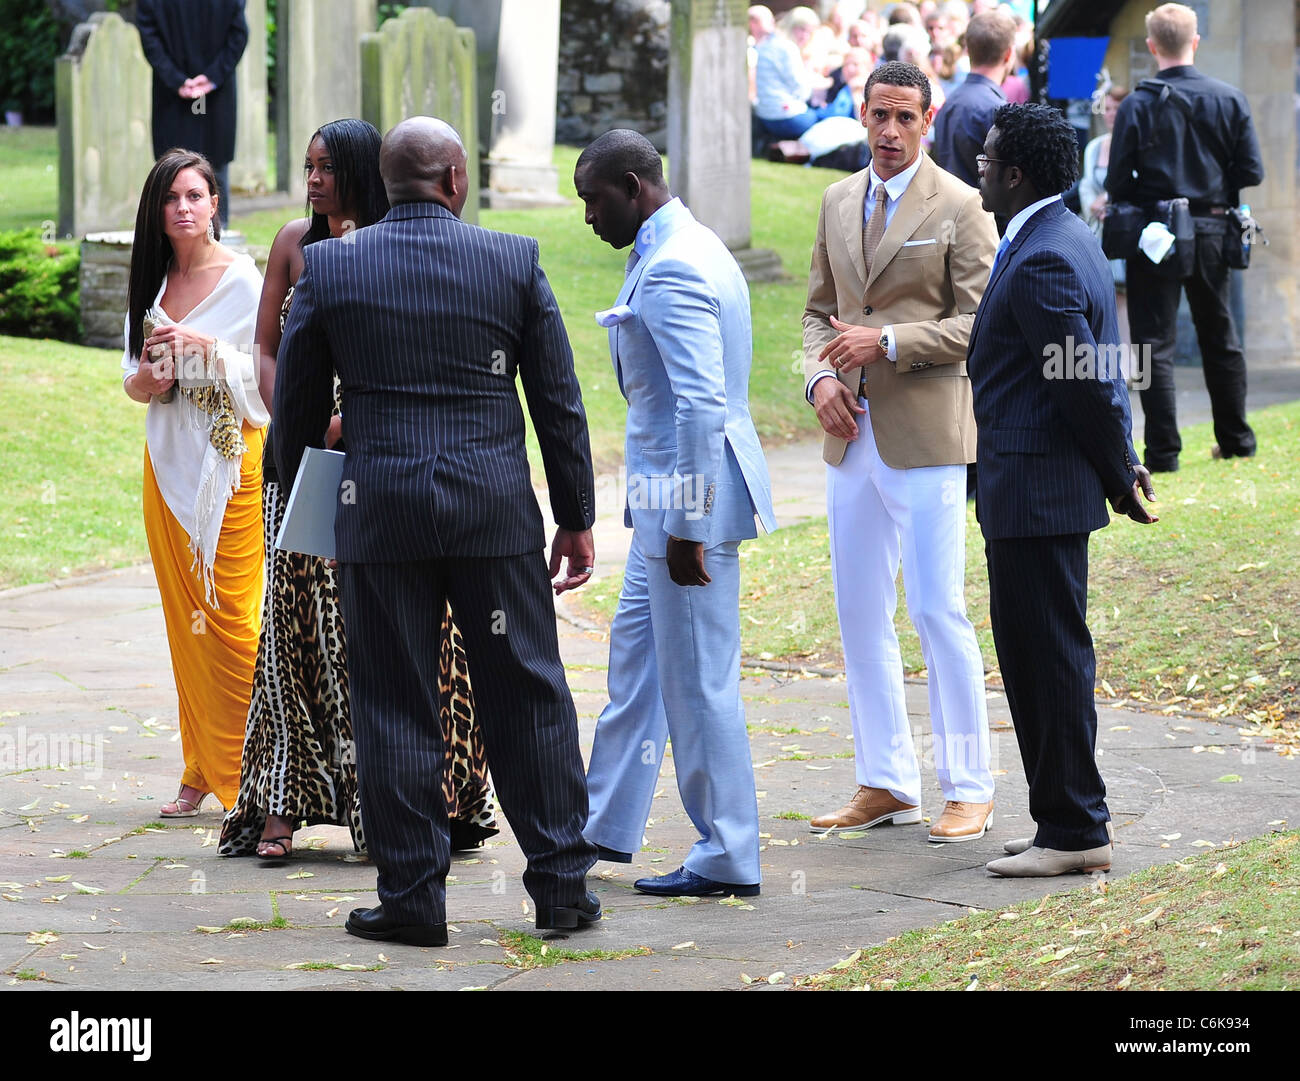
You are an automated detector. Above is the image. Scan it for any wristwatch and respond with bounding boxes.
[878,329,892,360]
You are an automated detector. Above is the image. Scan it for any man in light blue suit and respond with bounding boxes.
[574,130,777,897]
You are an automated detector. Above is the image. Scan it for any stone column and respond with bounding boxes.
[56,12,154,237]
[667,0,782,281]
[276,0,377,199]
[230,0,269,194]
[425,0,565,207]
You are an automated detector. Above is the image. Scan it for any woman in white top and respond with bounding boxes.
[122,149,268,819]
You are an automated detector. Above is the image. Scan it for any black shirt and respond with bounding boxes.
[1106,65,1264,210]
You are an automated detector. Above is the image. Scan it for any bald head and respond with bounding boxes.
[380,116,469,214]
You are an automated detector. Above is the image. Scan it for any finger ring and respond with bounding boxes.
[574,566,593,574]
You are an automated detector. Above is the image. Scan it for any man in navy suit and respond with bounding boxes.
[968,104,1158,877]
[275,117,599,942]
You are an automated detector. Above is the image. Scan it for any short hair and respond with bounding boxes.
[1145,3,1197,57]
[576,129,664,188]
[885,3,923,28]
[865,60,932,114]
[991,102,1079,197]
[965,9,1016,67]
[780,5,821,33]
[1107,84,1129,104]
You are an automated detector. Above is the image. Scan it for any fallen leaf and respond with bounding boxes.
[1214,774,1242,784]
[767,971,786,984]
[26,931,58,945]
[672,941,696,950]
[1135,906,1165,924]
[1159,833,1181,841]
[73,883,104,895]
[1116,972,1133,989]
[198,957,223,965]
[285,871,314,880]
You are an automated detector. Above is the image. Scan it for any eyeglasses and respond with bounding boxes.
[976,154,1008,172]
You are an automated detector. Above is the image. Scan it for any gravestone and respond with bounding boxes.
[360,6,479,221]
[230,0,269,194]
[423,0,566,207]
[276,0,378,200]
[56,12,154,237]
[668,0,782,281]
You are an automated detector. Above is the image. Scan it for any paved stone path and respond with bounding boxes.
[2,367,1296,990]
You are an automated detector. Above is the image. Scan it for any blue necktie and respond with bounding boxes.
[989,237,1010,283]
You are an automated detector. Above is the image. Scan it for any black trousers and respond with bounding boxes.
[986,534,1111,851]
[339,552,595,924]
[1126,226,1255,469]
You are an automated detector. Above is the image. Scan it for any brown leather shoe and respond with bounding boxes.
[927,800,994,843]
[809,786,922,833]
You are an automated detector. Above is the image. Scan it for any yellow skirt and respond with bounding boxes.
[143,424,264,810]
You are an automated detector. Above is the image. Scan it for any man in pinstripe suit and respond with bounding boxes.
[275,117,599,942]
[968,104,1157,877]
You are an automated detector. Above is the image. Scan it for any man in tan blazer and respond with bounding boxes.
[802,61,998,843]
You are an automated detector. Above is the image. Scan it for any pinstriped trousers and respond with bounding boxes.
[339,553,595,924]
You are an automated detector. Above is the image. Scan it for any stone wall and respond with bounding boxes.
[556,0,670,149]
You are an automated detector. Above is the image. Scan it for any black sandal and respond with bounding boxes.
[256,836,293,865]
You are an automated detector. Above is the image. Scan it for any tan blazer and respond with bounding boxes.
[802,153,997,468]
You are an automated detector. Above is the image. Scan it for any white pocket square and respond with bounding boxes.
[595,304,635,327]
[901,238,937,247]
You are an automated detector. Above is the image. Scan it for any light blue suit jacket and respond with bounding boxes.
[603,199,777,556]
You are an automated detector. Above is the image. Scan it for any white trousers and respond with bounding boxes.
[826,401,993,805]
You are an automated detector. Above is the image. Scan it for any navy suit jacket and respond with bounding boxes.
[967,201,1140,541]
[274,202,595,563]
[931,73,1005,189]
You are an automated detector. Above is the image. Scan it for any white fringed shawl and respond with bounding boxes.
[121,254,269,606]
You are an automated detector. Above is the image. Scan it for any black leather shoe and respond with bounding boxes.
[345,905,448,946]
[594,843,633,864]
[633,866,760,898]
[535,890,602,931]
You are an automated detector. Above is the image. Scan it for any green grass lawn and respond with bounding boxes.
[0,127,62,235]
[800,830,1300,991]
[579,402,1300,728]
[0,335,146,586]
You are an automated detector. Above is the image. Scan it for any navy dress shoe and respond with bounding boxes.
[633,866,760,898]
[535,890,602,931]
[345,905,448,946]
[594,843,633,864]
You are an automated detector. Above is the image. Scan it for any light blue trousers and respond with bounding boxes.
[584,534,761,885]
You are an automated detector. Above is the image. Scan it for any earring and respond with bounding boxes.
[206,220,216,243]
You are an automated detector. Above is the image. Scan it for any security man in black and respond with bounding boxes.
[1106,5,1264,473]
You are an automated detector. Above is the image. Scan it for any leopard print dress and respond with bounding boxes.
[219,288,497,856]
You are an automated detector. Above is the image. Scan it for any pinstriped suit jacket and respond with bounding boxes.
[273,202,595,562]
[967,200,1140,541]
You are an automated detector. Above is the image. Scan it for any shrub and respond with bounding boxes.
[0,1,62,122]
[0,229,81,341]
